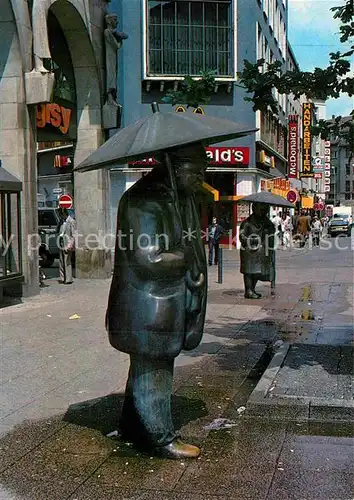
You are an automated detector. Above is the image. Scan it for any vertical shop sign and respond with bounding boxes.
[301,103,314,178]
[324,140,331,192]
[288,115,299,178]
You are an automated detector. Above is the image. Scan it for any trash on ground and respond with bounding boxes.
[236,406,246,415]
[106,430,119,438]
[203,418,237,430]
[69,314,81,320]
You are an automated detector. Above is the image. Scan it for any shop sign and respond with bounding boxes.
[129,147,250,166]
[300,103,313,178]
[313,156,324,172]
[36,103,72,135]
[236,202,250,222]
[324,140,331,171]
[314,172,322,179]
[206,147,249,165]
[259,150,275,168]
[324,185,331,192]
[324,178,330,185]
[286,190,297,203]
[288,115,299,178]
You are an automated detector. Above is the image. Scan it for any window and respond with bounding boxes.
[346,148,351,158]
[346,165,350,176]
[257,24,263,60]
[345,180,350,192]
[345,193,350,200]
[147,0,233,77]
[352,180,354,191]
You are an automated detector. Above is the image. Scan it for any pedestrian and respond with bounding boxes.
[208,216,223,265]
[106,143,207,459]
[281,212,291,248]
[272,211,282,248]
[57,208,75,285]
[311,215,322,247]
[239,202,276,299]
[296,210,311,247]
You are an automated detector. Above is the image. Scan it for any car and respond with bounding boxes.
[38,208,61,267]
[327,216,352,237]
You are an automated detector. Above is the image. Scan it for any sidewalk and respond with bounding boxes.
[0,244,353,499]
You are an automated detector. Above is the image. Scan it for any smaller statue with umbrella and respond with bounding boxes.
[75,103,256,459]
[237,191,295,299]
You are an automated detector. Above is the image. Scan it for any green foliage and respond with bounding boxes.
[162,70,217,108]
[238,1,353,115]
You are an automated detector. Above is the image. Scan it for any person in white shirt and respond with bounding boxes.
[272,212,282,248]
[281,212,291,248]
[311,216,322,247]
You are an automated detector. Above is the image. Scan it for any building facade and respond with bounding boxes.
[0,0,113,295]
[109,0,290,245]
[327,115,354,208]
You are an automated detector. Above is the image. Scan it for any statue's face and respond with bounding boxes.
[253,203,269,218]
[107,15,118,28]
[175,156,207,195]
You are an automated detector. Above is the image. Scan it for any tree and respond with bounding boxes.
[238,0,353,115]
[161,70,216,109]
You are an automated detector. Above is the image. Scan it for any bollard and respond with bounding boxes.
[217,247,223,284]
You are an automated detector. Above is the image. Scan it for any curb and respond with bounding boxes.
[246,343,354,422]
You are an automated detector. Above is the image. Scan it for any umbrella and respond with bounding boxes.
[75,103,257,172]
[237,191,295,208]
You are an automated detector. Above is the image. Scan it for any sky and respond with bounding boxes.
[288,0,354,118]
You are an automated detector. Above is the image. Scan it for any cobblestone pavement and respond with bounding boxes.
[0,238,353,499]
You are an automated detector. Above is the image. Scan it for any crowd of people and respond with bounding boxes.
[272,209,324,248]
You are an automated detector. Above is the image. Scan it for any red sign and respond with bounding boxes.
[286,190,297,203]
[205,147,249,165]
[288,115,299,178]
[59,194,73,209]
[129,147,250,167]
[314,172,322,179]
[36,103,72,135]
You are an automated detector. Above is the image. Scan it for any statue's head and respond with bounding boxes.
[105,13,118,29]
[169,143,207,195]
[252,202,269,218]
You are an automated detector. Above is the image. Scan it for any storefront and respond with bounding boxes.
[109,146,283,249]
[36,10,77,208]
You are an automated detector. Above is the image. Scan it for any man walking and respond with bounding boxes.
[58,208,75,285]
[208,217,223,265]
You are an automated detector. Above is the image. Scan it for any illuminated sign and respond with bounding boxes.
[324,140,331,172]
[288,115,299,178]
[129,147,250,166]
[175,106,186,113]
[205,147,249,165]
[193,107,205,115]
[300,103,313,178]
[36,103,72,135]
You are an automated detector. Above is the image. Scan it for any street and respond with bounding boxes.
[0,238,353,500]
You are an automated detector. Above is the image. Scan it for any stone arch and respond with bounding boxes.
[48,0,110,278]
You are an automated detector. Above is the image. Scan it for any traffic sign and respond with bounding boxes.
[318,202,325,211]
[286,190,297,203]
[58,194,73,209]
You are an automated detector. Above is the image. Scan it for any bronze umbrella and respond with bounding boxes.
[75,103,257,172]
[238,191,295,209]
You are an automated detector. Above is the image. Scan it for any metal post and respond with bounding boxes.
[217,246,223,284]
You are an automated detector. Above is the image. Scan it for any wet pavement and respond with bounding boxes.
[0,239,353,499]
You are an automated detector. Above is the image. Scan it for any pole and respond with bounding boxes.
[218,246,223,284]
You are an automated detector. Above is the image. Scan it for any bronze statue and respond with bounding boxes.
[106,143,207,459]
[239,202,275,299]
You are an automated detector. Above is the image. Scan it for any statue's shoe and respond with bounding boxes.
[244,291,261,299]
[154,439,201,459]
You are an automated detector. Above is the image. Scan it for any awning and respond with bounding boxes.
[0,167,22,192]
[200,182,219,201]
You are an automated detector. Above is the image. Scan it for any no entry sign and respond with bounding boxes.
[286,190,297,204]
[58,194,73,209]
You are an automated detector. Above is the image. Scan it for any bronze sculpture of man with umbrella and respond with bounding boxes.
[237,191,295,299]
[75,103,256,459]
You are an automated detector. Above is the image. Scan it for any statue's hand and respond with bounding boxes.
[186,271,205,289]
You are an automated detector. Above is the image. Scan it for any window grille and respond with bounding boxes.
[147,0,233,77]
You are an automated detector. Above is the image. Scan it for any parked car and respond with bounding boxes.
[327,216,352,237]
[38,208,61,267]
